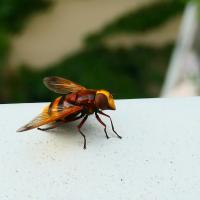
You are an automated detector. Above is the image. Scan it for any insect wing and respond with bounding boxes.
[43,76,86,94]
[17,105,82,132]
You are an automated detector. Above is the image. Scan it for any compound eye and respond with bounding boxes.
[95,93,109,110]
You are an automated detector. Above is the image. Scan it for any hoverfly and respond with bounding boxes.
[17,76,121,149]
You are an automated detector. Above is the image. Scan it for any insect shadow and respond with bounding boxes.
[38,116,118,149]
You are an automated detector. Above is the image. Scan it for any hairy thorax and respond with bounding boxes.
[66,90,97,114]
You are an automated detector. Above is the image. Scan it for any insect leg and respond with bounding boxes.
[77,115,88,149]
[95,112,110,139]
[98,110,122,139]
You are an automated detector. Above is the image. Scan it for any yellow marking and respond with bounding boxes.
[43,96,62,115]
[51,96,62,112]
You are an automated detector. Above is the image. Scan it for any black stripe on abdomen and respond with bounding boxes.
[57,95,66,112]
[48,101,54,115]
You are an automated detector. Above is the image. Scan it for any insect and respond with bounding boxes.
[17,76,121,149]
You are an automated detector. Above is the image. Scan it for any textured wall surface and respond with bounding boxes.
[0,98,200,199]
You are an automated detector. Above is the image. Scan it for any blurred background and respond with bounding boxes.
[0,0,200,103]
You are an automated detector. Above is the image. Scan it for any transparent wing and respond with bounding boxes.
[17,104,82,132]
[43,76,86,94]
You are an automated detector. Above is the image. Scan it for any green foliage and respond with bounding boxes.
[181,0,199,4]
[0,0,187,103]
[0,0,51,33]
[0,30,9,66]
[0,0,51,62]
[0,0,51,103]
[0,0,51,66]
[85,1,185,46]
[178,0,200,14]
[7,44,173,103]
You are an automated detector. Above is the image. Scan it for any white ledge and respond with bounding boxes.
[1,97,200,199]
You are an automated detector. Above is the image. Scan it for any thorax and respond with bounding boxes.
[66,90,96,105]
[67,90,97,114]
